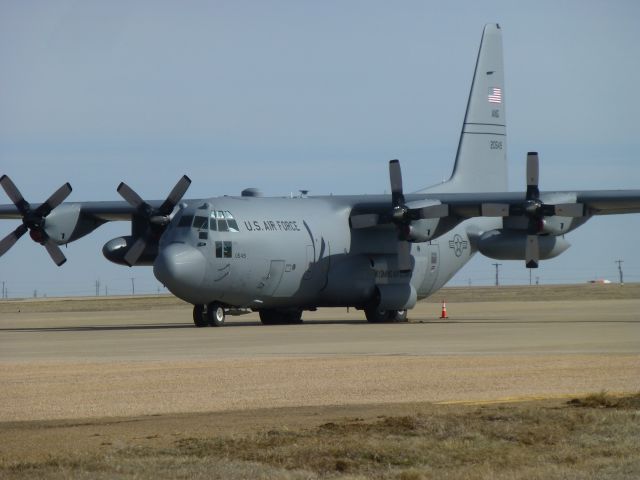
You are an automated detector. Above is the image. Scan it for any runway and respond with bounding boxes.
[0,299,640,421]
[0,295,638,422]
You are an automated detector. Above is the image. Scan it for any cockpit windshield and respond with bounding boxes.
[210,210,239,233]
[176,209,239,233]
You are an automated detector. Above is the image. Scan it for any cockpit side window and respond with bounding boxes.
[178,214,194,228]
[209,212,218,231]
[192,215,208,230]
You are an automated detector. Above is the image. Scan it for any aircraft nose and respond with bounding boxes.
[154,243,206,295]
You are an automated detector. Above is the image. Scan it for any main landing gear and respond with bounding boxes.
[364,308,408,323]
[259,309,303,325]
[193,303,226,327]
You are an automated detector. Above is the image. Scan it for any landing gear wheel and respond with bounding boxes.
[259,310,277,325]
[365,307,392,323]
[259,309,303,325]
[286,309,303,324]
[206,302,226,327]
[193,304,207,327]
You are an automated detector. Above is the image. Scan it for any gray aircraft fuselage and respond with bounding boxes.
[154,195,489,309]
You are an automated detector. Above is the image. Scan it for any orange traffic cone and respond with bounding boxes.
[440,300,448,319]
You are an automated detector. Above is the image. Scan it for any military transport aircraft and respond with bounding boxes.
[1,24,639,326]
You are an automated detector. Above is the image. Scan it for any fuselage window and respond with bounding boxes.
[178,214,194,228]
[223,241,232,258]
[215,241,233,258]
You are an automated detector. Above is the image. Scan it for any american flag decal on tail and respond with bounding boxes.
[488,87,502,104]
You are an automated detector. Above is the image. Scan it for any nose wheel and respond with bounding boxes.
[193,303,226,327]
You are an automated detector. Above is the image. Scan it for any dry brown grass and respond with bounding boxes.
[426,283,640,303]
[2,393,639,479]
[1,283,637,314]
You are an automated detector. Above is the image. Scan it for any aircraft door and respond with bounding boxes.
[258,260,285,296]
[419,243,440,295]
[303,239,330,289]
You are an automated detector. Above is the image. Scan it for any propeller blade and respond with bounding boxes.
[0,175,29,214]
[0,224,29,257]
[44,239,67,266]
[412,204,449,219]
[389,159,404,207]
[123,236,148,267]
[481,203,510,217]
[117,182,146,209]
[34,182,72,217]
[159,175,192,215]
[554,203,584,217]
[525,235,539,269]
[526,152,539,201]
[397,240,412,272]
[350,213,380,229]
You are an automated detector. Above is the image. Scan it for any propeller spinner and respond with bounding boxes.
[350,160,448,272]
[482,152,584,268]
[0,175,72,266]
[117,175,191,266]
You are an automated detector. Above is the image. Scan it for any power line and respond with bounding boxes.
[492,263,502,287]
[615,259,624,285]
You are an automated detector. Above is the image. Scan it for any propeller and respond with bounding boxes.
[0,175,72,266]
[482,152,584,268]
[117,175,191,266]
[351,160,448,272]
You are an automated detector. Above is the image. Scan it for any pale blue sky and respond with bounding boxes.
[1,1,639,296]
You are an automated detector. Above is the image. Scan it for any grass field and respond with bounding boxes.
[2,392,639,479]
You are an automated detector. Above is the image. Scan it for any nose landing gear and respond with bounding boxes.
[193,303,226,327]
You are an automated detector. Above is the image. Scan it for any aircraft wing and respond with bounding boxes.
[0,200,161,221]
[430,190,640,218]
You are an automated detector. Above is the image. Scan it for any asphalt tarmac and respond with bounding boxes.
[0,297,638,421]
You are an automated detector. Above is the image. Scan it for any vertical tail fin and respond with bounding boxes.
[425,24,507,193]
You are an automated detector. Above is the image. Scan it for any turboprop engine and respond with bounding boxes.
[103,236,158,266]
[477,229,570,261]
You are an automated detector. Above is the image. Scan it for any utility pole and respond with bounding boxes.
[615,259,624,285]
[95,279,100,296]
[2,281,5,299]
[130,277,135,296]
[492,263,502,287]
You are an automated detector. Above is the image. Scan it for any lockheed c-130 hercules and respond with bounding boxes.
[1,24,639,326]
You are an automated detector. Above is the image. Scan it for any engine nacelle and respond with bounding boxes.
[478,229,570,261]
[405,218,441,242]
[44,204,106,244]
[102,236,158,266]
